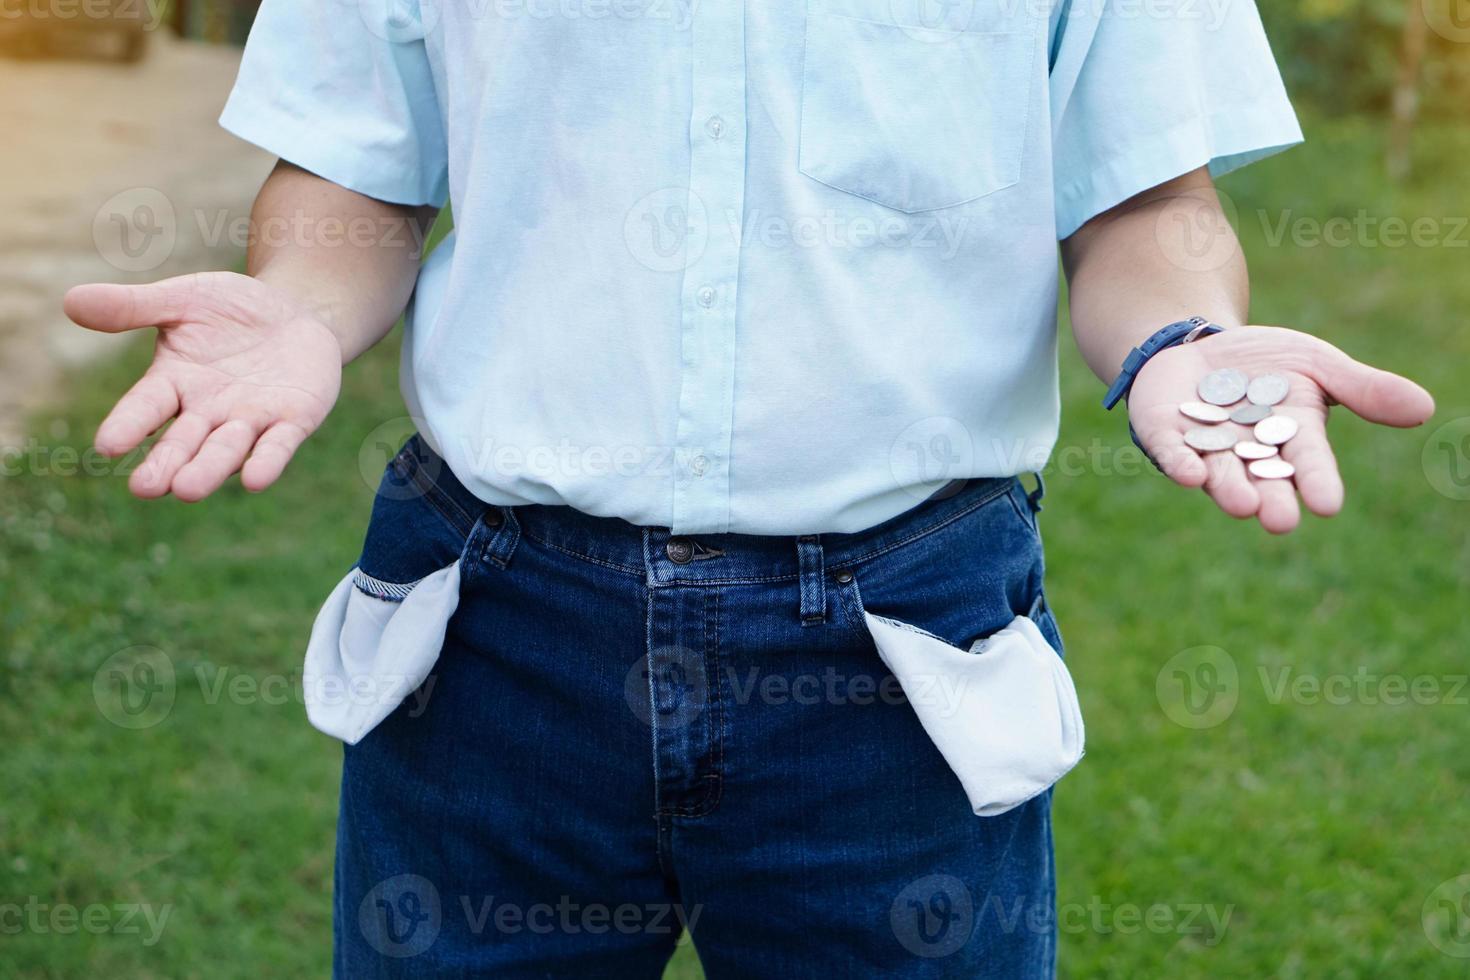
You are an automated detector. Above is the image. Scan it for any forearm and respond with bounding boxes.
[1061,168,1248,383]
[245,161,438,363]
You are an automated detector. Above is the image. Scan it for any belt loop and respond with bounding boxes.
[1027,472,1046,513]
[474,506,521,569]
[796,535,825,626]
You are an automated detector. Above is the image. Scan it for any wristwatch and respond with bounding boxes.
[1102,316,1224,410]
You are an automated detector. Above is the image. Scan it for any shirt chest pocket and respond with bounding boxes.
[798,0,1039,213]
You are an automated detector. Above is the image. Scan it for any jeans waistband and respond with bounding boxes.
[397,434,1023,585]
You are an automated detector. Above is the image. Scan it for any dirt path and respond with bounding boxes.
[0,33,274,444]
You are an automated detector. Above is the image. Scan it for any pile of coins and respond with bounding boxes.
[1179,370,1298,479]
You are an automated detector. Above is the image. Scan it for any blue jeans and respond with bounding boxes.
[335,436,1061,977]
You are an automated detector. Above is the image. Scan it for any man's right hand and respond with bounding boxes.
[63,271,344,501]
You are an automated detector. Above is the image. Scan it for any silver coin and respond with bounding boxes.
[1179,401,1231,423]
[1197,368,1249,406]
[1184,426,1238,452]
[1248,457,1296,480]
[1246,373,1291,407]
[1229,403,1272,425]
[1253,415,1299,446]
[1233,441,1279,460]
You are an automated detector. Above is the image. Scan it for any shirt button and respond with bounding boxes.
[690,454,708,476]
[666,538,694,564]
[696,285,716,308]
[705,115,725,141]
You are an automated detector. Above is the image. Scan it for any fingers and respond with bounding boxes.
[96,373,180,456]
[1143,429,1208,487]
[1201,449,1261,519]
[1253,477,1300,534]
[1309,340,1435,428]
[1280,418,1343,518]
[63,275,196,333]
[171,419,261,503]
[1130,406,1208,487]
[240,422,311,492]
[129,412,212,498]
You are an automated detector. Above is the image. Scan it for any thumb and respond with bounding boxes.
[1310,340,1435,429]
[63,275,198,333]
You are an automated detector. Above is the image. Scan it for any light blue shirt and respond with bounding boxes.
[221,0,1301,534]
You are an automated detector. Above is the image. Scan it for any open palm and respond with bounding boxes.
[1127,325,1434,533]
[64,272,343,501]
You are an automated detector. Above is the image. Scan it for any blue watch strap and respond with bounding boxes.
[1102,316,1223,410]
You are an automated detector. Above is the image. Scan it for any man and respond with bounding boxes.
[64,0,1433,974]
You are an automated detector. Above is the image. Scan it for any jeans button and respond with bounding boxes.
[666,538,694,564]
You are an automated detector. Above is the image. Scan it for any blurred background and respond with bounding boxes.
[0,2,1466,977]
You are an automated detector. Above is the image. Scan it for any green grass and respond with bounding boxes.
[2,115,1467,977]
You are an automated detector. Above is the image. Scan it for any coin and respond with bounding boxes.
[1179,401,1231,423]
[1233,441,1279,460]
[1253,415,1299,446]
[1184,426,1238,452]
[1197,368,1249,406]
[1246,373,1290,407]
[1248,457,1296,479]
[1229,403,1272,425]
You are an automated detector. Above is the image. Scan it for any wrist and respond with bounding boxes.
[1102,317,1224,410]
[250,265,368,366]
